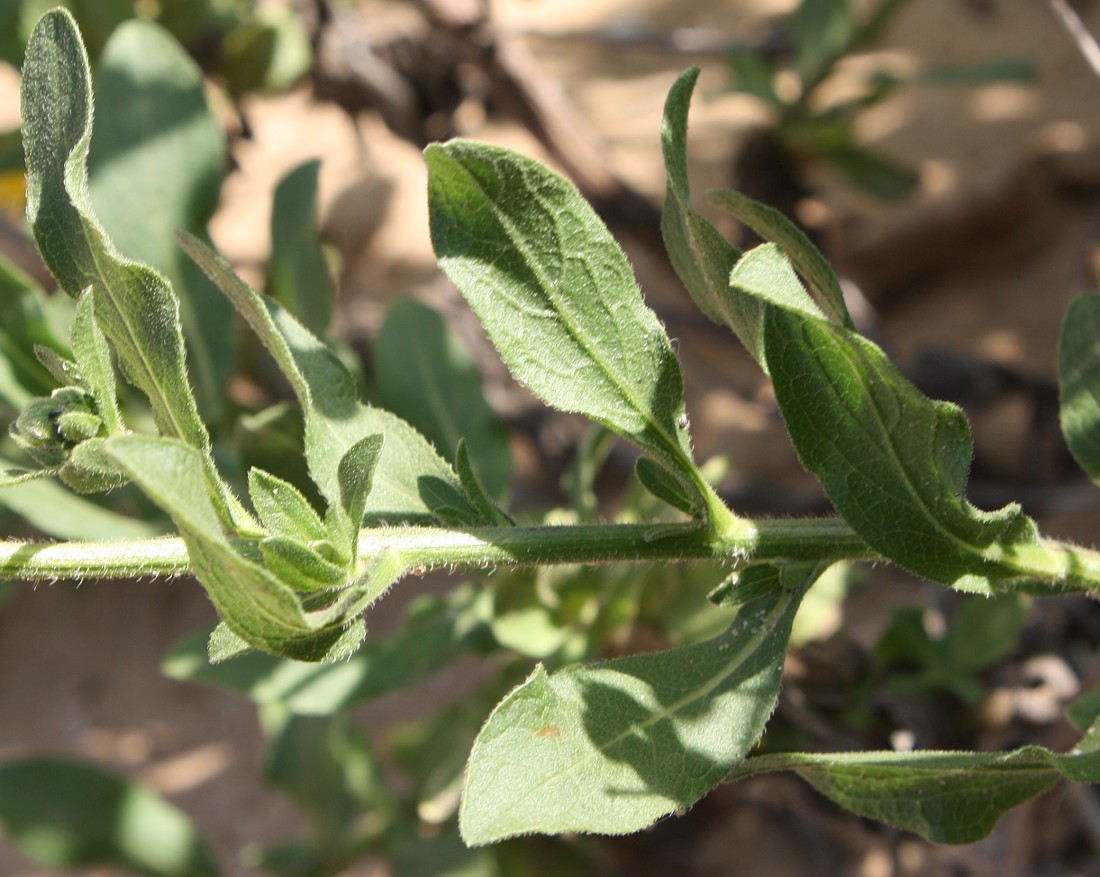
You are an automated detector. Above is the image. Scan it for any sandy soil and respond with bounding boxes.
[5,1,1100,875]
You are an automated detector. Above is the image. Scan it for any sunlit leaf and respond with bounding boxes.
[460,581,809,844]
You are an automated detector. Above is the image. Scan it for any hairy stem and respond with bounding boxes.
[3,519,1100,594]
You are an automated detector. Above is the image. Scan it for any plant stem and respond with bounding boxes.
[0,518,869,582]
[5,519,1100,593]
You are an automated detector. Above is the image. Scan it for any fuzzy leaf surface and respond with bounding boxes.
[177,232,475,524]
[21,9,208,450]
[459,582,807,844]
[659,68,760,358]
[106,436,366,661]
[1059,293,1100,483]
[731,246,1039,589]
[426,140,703,507]
[729,727,1100,846]
[708,188,851,327]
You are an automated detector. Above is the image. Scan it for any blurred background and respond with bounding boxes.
[4,1,1100,874]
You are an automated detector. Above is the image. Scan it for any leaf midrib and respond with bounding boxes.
[455,154,687,469]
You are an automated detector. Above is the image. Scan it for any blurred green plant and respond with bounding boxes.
[3,9,1100,877]
[727,0,1035,199]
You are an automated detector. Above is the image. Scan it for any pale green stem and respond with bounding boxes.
[2,519,1100,595]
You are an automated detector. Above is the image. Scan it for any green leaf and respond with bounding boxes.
[331,433,383,559]
[262,709,388,849]
[220,4,312,97]
[88,17,234,425]
[820,142,919,201]
[70,291,122,433]
[726,51,783,107]
[707,189,851,328]
[635,455,704,517]
[106,435,373,661]
[459,581,808,845]
[455,438,514,526]
[427,139,730,530]
[0,457,164,538]
[177,231,475,524]
[1059,293,1100,482]
[21,9,209,450]
[268,159,333,336]
[260,537,346,591]
[248,468,328,543]
[733,246,1040,590]
[0,256,61,407]
[375,298,513,502]
[729,749,1060,845]
[162,587,489,713]
[660,68,762,360]
[0,756,223,877]
[792,0,854,83]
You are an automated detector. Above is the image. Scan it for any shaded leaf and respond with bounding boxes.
[660,67,761,360]
[70,291,122,433]
[0,756,222,877]
[162,587,489,713]
[268,159,332,336]
[455,438,513,526]
[725,741,1100,845]
[21,9,209,450]
[707,190,851,327]
[375,297,512,502]
[1059,293,1100,483]
[459,581,808,844]
[88,17,234,425]
[635,455,704,518]
[0,256,61,407]
[177,231,476,524]
[731,246,1041,591]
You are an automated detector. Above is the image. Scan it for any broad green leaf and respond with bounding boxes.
[0,756,223,877]
[0,256,60,407]
[106,435,371,661]
[88,18,234,425]
[728,243,824,321]
[177,231,477,524]
[735,247,1040,590]
[660,67,760,360]
[426,139,720,527]
[21,9,209,451]
[268,159,333,336]
[162,587,489,714]
[707,189,851,327]
[1059,293,1100,482]
[459,581,809,844]
[375,298,512,502]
